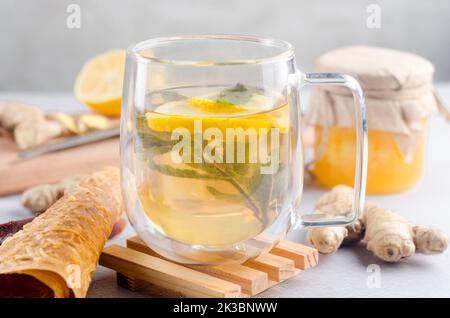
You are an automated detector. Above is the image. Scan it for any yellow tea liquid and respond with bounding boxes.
[135,85,290,246]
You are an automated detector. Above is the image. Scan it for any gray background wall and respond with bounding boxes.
[1,0,449,91]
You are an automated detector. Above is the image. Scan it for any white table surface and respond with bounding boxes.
[1,84,450,298]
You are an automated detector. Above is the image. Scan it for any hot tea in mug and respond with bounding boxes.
[121,35,368,265]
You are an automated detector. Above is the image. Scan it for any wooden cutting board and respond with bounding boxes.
[0,136,120,196]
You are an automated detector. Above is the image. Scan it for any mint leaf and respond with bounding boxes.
[135,114,175,151]
[216,83,253,105]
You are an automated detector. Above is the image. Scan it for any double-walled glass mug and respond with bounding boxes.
[121,35,368,265]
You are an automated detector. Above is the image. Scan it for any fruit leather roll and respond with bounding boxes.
[0,167,122,297]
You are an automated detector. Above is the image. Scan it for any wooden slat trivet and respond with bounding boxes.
[100,236,318,298]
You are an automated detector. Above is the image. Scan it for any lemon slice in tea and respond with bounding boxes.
[145,87,288,134]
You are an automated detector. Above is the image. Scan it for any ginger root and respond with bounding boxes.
[0,102,64,149]
[21,175,87,215]
[14,117,65,150]
[306,186,448,262]
[363,204,416,262]
[307,186,356,254]
[0,101,110,149]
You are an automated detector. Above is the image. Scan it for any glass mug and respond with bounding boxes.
[121,35,368,265]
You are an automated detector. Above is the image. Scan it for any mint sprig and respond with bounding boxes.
[216,83,253,105]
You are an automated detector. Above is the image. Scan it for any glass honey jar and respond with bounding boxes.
[306,46,441,194]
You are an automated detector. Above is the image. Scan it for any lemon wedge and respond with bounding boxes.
[74,50,126,117]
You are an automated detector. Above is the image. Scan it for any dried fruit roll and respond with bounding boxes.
[0,167,122,298]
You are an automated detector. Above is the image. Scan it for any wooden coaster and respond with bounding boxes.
[100,236,318,298]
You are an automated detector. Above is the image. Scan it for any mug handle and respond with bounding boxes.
[299,72,368,227]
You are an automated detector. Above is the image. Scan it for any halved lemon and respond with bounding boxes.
[74,50,126,117]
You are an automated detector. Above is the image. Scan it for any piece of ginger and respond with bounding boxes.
[21,175,87,215]
[307,186,364,254]
[14,117,65,150]
[0,102,64,149]
[47,112,80,134]
[0,102,42,130]
[306,185,448,262]
[1,101,110,149]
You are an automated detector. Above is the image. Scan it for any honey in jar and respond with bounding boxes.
[306,46,441,194]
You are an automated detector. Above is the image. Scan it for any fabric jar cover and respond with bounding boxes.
[305,45,448,160]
